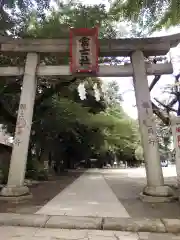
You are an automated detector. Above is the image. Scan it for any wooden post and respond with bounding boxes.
[131,50,174,201]
[1,53,38,197]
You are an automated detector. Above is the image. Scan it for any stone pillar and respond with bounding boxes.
[1,53,38,197]
[170,116,180,187]
[131,50,173,200]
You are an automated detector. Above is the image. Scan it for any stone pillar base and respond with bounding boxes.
[140,185,177,203]
[0,185,30,197]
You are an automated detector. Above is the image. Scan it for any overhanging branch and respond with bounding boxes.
[149,75,161,92]
[168,97,178,108]
[154,98,177,113]
[151,101,170,125]
[148,72,170,124]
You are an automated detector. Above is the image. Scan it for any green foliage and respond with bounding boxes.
[110,0,180,30]
[11,1,117,39]
[26,157,49,180]
[0,0,141,174]
[0,0,50,36]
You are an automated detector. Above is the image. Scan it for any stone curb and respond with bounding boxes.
[0,213,180,233]
[103,217,166,232]
[45,215,102,229]
[0,213,50,228]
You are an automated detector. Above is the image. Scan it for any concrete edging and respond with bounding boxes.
[0,213,180,233]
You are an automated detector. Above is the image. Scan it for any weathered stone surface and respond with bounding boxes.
[0,193,32,203]
[103,218,166,233]
[114,231,139,240]
[0,213,49,227]
[143,186,174,197]
[1,213,180,235]
[35,228,88,239]
[162,219,180,233]
[138,232,177,240]
[45,215,102,229]
[0,226,38,239]
[139,192,177,203]
[36,172,129,218]
[0,226,140,240]
[2,226,180,240]
[0,186,30,197]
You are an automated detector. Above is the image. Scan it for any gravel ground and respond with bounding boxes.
[103,167,180,219]
[0,171,83,214]
[1,167,179,219]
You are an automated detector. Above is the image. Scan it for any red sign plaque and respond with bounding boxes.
[70,27,99,74]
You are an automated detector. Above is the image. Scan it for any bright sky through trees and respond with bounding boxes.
[61,0,180,119]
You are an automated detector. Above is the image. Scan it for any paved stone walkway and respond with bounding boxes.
[1,226,180,239]
[36,170,129,217]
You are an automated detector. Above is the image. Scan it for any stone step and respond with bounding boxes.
[0,213,179,234]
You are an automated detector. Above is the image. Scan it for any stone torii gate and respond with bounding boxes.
[0,33,179,202]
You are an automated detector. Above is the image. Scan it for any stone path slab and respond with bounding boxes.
[36,171,130,217]
[1,226,180,240]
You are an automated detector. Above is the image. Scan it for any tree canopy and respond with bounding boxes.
[110,0,180,31]
[0,0,142,180]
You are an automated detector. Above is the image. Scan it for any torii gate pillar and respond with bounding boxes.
[131,50,174,201]
[0,53,38,197]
